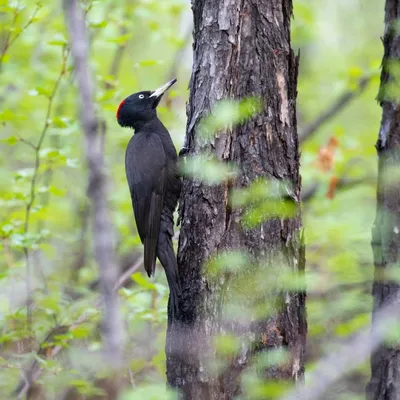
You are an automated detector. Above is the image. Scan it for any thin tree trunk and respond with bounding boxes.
[367,1,400,399]
[64,0,123,371]
[166,0,306,399]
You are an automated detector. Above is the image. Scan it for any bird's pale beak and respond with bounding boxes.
[149,78,177,98]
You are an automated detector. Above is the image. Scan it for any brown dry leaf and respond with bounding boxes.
[326,175,339,199]
[316,136,339,172]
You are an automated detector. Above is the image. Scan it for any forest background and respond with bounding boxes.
[0,0,384,399]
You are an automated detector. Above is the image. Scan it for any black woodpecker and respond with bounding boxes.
[116,79,181,314]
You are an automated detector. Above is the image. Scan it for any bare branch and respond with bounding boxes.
[301,175,375,203]
[113,257,143,291]
[299,76,371,143]
[17,137,37,150]
[63,0,124,368]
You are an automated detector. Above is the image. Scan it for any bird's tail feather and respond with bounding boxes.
[157,222,181,316]
[165,261,181,316]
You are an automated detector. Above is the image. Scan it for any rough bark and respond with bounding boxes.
[367,1,400,399]
[166,0,306,399]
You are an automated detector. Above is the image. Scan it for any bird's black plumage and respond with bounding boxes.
[117,79,181,314]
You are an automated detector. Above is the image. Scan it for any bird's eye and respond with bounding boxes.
[138,94,144,99]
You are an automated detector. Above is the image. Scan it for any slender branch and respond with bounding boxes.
[299,76,371,143]
[301,175,375,203]
[17,137,37,150]
[63,0,124,369]
[0,7,19,67]
[108,20,128,78]
[23,46,69,332]
[104,21,128,90]
[0,4,41,68]
[113,257,143,291]
[166,23,193,81]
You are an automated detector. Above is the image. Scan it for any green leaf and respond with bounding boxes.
[214,334,241,356]
[136,59,160,67]
[132,272,157,290]
[232,178,290,207]
[49,185,66,196]
[71,324,91,339]
[48,34,67,46]
[1,224,13,235]
[35,86,51,97]
[335,313,369,336]
[10,232,40,249]
[206,251,249,276]
[253,349,289,368]
[107,33,132,44]
[38,296,61,314]
[199,98,261,139]
[52,116,70,128]
[181,155,238,185]
[242,200,296,227]
[0,109,15,121]
[39,148,60,159]
[89,20,107,28]
[1,136,18,145]
[70,379,105,396]
[348,66,363,79]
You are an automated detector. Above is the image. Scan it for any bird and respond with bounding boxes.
[116,78,181,315]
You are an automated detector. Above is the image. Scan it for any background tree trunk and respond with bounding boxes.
[367,1,400,399]
[166,0,306,398]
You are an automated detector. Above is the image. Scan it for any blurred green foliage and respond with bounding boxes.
[198,98,261,140]
[0,0,385,398]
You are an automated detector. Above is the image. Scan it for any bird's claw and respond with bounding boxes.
[179,147,189,158]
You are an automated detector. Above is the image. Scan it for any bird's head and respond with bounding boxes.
[116,78,176,129]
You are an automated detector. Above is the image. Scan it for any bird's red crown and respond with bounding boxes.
[116,99,125,119]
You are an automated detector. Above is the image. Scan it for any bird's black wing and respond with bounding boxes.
[125,133,167,277]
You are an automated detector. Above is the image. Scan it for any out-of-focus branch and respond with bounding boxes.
[15,325,69,399]
[114,257,143,290]
[280,298,400,400]
[108,38,126,81]
[307,280,371,299]
[0,4,41,70]
[106,21,128,86]
[23,46,69,332]
[166,24,193,82]
[299,76,371,144]
[301,175,375,203]
[63,0,123,369]
[69,201,90,282]
[14,258,143,398]
[17,137,37,150]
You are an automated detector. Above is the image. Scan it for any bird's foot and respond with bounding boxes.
[179,147,189,158]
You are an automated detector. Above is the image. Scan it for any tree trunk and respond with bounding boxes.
[367,1,400,399]
[167,0,306,398]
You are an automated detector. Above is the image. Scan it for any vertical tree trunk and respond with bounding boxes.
[367,2,400,399]
[167,0,306,398]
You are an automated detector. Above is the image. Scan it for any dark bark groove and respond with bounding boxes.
[167,1,306,398]
[366,2,400,400]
